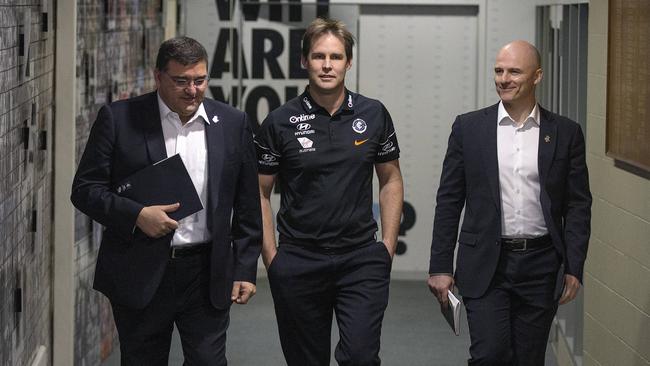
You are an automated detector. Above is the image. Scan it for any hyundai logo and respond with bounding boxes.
[261,154,276,162]
[297,123,311,131]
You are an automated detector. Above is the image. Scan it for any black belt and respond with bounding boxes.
[501,235,552,252]
[170,242,210,258]
[282,242,371,255]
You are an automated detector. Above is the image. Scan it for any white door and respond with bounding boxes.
[358,6,479,275]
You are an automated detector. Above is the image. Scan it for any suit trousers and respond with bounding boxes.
[463,245,560,366]
[110,251,230,366]
[268,241,392,366]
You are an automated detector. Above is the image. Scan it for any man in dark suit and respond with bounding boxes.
[71,37,262,365]
[427,40,591,365]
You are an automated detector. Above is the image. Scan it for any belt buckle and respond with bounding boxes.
[509,238,527,251]
[171,247,178,259]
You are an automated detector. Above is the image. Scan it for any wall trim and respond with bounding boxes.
[53,0,77,364]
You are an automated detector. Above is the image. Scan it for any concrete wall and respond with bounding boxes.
[0,2,54,365]
[580,0,650,365]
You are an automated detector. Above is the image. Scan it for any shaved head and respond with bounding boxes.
[498,40,541,69]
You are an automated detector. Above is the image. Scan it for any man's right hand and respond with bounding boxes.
[135,203,180,238]
[427,274,455,308]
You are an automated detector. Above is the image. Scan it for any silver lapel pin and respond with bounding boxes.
[544,135,551,143]
[212,115,219,123]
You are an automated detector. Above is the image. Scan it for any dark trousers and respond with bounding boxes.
[268,241,392,366]
[464,246,561,366]
[111,253,230,366]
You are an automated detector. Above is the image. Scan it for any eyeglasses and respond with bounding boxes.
[164,71,208,88]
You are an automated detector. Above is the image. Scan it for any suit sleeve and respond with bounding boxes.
[562,124,592,282]
[429,116,466,275]
[70,105,144,238]
[232,113,263,283]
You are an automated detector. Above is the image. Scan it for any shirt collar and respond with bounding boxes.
[497,101,540,127]
[300,87,355,113]
[157,92,209,125]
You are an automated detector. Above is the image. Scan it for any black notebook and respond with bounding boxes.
[115,154,203,221]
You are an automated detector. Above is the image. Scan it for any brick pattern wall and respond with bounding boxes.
[74,1,164,364]
[0,1,54,365]
[583,1,650,365]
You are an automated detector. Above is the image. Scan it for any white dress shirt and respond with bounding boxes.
[496,101,548,238]
[158,94,211,246]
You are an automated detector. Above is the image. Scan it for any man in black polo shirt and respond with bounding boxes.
[256,18,404,366]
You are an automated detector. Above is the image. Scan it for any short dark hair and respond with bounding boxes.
[155,36,208,71]
[302,18,355,60]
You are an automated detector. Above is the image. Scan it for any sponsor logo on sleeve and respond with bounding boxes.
[378,140,397,156]
[352,118,367,134]
[259,153,279,166]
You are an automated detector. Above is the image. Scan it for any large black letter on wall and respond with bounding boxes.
[211,28,249,79]
[252,29,285,79]
[289,28,307,79]
[215,0,233,21]
[245,86,281,132]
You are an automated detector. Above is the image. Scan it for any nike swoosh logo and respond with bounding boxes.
[354,139,369,146]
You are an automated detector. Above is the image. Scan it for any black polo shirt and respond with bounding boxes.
[255,89,400,249]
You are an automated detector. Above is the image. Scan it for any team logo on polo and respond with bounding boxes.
[352,119,367,134]
[289,114,316,124]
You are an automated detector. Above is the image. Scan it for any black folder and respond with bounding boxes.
[115,154,203,221]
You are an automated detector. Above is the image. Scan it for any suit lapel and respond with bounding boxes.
[538,107,557,186]
[480,104,501,210]
[204,102,224,212]
[143,92,167,163]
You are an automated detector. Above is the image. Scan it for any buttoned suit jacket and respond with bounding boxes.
[429,103,591,299]
[71,91,262,309]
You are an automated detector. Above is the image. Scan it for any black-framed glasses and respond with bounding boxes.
[164,71,208,88]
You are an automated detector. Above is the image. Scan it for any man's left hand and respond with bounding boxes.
[559,274,581,305]
[231,281,256,304]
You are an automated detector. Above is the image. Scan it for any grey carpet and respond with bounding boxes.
[104,278,557,365]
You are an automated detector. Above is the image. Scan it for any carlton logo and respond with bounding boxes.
[352,118,367,134]
[289,114,316,124]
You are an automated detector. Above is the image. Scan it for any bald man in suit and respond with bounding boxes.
[428,41,591,365]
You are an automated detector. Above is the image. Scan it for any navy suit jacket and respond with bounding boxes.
[429,103,591,299]
[71,92,262,309]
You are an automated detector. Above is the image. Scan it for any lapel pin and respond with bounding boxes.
[212,115,219,123]
[544,135,551,143]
